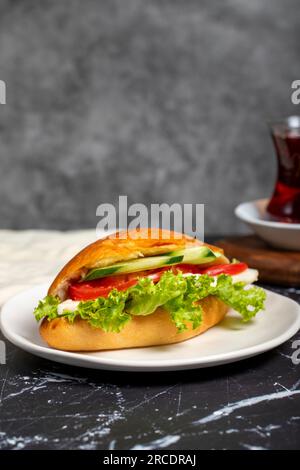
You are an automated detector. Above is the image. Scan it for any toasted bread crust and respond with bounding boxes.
[48,228,226,300]
[40,296,228,351]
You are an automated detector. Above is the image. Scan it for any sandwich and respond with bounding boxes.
[34,229,266,351]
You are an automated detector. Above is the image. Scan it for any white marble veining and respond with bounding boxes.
[194,387,300,425]
[131,435,181,450]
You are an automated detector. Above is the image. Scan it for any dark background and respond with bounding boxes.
[0,0,299,233]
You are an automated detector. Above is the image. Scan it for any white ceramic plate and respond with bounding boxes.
[235,198,300,250]
[1,284,300,371]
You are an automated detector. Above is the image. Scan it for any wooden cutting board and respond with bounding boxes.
[216,235,300,286]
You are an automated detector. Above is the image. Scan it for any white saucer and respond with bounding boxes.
[1,284,299,371]
[235,198,300,250]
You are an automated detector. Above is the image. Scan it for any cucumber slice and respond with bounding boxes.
[84,246,219,281]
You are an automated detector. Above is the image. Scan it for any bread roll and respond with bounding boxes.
[41,229,229,351]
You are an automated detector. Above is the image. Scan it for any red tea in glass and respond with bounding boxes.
[267,116,300,223]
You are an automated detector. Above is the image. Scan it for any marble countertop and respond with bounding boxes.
[0,231,299,450]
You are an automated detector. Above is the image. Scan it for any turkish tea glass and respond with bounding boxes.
[267,116,300,223]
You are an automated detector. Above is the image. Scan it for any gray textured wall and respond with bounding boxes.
[0,0,299,234]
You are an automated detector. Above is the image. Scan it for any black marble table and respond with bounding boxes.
[0,277,299,450]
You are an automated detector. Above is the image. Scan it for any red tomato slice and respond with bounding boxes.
[68,267,169,301]
[199,262,248,276]
[69,278,138,300]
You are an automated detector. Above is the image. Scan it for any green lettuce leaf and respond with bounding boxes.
[75,290,131,333]
[126,272,186,316]
[163,275,204,331]
[210,274,266,321]
[191,274,266,321]
[34,295,60,321]
[34,271,266,333]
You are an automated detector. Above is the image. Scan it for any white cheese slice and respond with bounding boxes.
[57,299,80,315]
[231,268,258,284]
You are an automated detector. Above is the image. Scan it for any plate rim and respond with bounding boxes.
[1,284,300,371]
